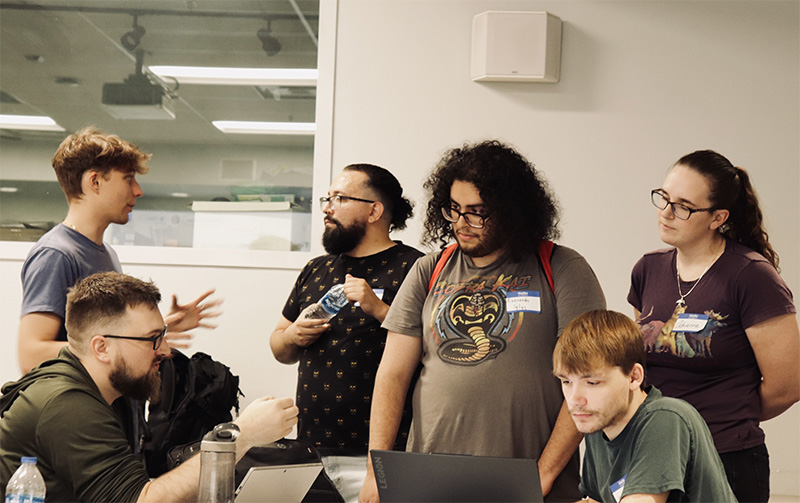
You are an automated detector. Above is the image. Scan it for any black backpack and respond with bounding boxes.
[144,349,242,477]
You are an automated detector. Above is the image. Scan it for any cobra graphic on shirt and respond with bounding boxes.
[637,304,728,359]
[429,273,532,366]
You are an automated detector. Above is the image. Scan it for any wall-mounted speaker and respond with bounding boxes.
[471,11,562,83]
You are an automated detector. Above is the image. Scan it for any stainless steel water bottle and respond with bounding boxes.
[197,422,240,503]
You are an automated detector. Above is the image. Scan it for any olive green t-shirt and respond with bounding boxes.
[0,348,149,502]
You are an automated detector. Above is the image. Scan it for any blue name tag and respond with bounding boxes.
[610,474,627,503]
[506,291,541,313]
[673,313,710,333]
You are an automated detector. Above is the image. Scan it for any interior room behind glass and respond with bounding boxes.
[0,0,320,251]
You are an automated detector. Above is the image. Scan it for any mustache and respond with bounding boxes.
[324,217,341,226]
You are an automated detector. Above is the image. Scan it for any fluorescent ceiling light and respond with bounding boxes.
[212,121,316,136]
[0,114,65,132]
[148,66,317,87]
[0,187,19,193]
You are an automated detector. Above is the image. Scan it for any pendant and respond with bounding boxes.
[676,298,685,307]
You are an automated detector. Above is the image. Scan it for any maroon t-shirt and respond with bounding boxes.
[628,240,795,453]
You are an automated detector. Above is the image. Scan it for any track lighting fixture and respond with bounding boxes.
[121,15,146,51]
[257,18,282,56]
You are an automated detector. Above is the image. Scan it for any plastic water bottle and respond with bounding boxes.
[4,457,46,503]
[305,284,348,321]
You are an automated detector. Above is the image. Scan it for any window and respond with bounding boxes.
[0,0,335,267]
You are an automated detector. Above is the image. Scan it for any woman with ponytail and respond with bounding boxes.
[627,150,798,503]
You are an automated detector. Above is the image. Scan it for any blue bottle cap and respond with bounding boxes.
[20,457,37,463]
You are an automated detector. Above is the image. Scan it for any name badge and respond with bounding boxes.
[354,288,384,308]
[506,291,541,313]
[672,313,709,333]
[610,474,626,503]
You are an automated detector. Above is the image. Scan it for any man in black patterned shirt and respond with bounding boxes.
[270,164,422,502]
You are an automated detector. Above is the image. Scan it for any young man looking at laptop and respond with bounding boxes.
[552,310,735,503]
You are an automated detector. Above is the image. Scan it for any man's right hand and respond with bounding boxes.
[358,469,380,503]
[235,396,298,449]
[292,305,332,347]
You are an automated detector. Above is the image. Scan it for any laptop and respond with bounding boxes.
[234,441,324,503]
[370,450,543,503]
[235,462,322,503]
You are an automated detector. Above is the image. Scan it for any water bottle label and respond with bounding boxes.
[319,292,345,316]
[5,496,44,503]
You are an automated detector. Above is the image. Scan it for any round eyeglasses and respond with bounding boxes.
[319,194,376,211]
[651,189,716,220]
[103,325,167,351]
[441,205,489,229]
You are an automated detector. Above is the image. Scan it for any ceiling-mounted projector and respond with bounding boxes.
[102,72,175,120]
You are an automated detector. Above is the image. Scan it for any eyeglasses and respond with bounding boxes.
[103,325,168,351]
[651,189,716,220]
[319,194,376,211]
[441,205,489,229]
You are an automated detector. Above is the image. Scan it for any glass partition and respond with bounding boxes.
[0,0,331,259]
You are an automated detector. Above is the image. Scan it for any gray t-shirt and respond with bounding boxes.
[580,386,737,502]
[21,224,122,341]
[383,245,606,501]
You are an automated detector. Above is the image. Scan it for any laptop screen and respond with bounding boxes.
[370,450,543,503]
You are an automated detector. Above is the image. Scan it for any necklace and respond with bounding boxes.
[63,221,78,232]
[675,258,715,307]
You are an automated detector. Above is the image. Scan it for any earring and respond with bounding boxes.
[718,223,730,234]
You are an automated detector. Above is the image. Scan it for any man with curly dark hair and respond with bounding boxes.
[360,141,606,502]
[271,164,423,502]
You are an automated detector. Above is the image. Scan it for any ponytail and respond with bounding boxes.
[724,167,779,270]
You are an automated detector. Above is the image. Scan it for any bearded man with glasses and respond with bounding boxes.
[360,140,606,503]
[0,272,298,503]
[270,164,423,502]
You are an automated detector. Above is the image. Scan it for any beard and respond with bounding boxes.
[322,217,367,255]
[109,354,163,402]
[456,224,502,259]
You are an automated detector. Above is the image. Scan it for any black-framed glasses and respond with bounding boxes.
[651,189,715,220]
[441,205,489,229]
[103,325,167,351]
[319,194,376,211]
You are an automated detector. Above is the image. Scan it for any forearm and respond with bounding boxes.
[748,314,800,421]
[367,301,390,324]
[270,327,301,364]
[18,313,67,374]
[538,401,583,497]
[137,455,200,503]
[18,339,67,374]
[760,379,800,420]
[367,380,407,455]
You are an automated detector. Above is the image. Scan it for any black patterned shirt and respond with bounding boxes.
[282,242,423,455]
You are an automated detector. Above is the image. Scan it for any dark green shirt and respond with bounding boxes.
[580,386,737,502]
[0,348,149,502]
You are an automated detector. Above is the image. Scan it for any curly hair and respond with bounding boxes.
[675,150,779,270]
[422,140,560,261]
[344,163,414,231]
[52,126,151,201]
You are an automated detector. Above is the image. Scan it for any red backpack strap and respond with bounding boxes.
[538,240,555,294]
[427,243,458,293]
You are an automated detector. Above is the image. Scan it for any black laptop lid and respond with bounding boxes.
[370,450,543,503]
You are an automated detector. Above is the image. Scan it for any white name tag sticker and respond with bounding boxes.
[610,474,626,503]
[672,313,710,333]
[506,291,541,313]
[354,288,384,308]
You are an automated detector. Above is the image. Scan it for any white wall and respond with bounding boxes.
[330,0,800,496]
[0,0,798,497]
